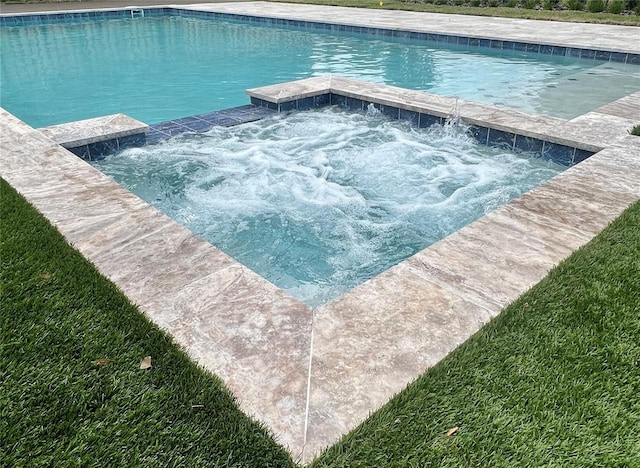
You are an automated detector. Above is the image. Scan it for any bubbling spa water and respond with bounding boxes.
[93,108,565,307]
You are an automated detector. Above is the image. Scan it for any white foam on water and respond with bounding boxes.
[93,107,565,307]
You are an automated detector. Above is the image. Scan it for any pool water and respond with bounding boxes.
[1,14,638,127]
[92,108,566,307]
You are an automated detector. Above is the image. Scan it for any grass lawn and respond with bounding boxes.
[311,199,640,466]
[2,173,639,465]
[0,179,296,467]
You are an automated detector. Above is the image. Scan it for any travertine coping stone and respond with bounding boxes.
[2,81,639,465]
[594,91,640,121]
[185,2,640,54]
[39,113,148,148]
[247,75,333,103]
[248,75,608,151]
[247,75,640,461]
[0,107,312,460]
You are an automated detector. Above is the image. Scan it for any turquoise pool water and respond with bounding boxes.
[1,14,638,127]
[92,108,565,306]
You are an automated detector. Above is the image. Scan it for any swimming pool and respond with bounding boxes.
[1,10,638,127]
[91,107,566,306]
[2,3,639,461]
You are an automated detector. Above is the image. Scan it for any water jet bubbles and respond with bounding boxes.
[93,107,565,308]
[365,103,381,117]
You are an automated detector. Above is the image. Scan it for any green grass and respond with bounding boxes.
[271,0,640,25]
[312,200,640,467]
[0,178,295,467]
[2,175,639,466]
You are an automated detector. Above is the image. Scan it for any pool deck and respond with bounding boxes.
[1,3,639,464]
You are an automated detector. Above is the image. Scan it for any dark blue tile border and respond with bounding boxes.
[568,48,582,58]
[399,108,419,126]
[332,95,364,112]
[628,54,640,65]
[379,104,400,119]
[64,91,594,167]
[151,121,192,136]
[297,96,315,111]
[118,133,146,149]
[283,93,592,166]
[66,105,276,156]
[68,145,91,160]
[542,142,574,166]
[572,148,592,165]
[487,129,516,150]
[144,128,167,145]
[250,97,278,111]
[279,100,298,112]
[418,113,442,128]
[551,46,567,57]
[470,125,489,145]
[148,104,276,140]
[525,43,540,54]
[69,132,147,161]
[514,134,544,154]
[203,98,593,167]
[313,94,331,108]
[2,7,638,64]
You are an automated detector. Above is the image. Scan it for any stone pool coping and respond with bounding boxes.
[1,3,639,464]
[39,113,149,159]
[180,1,640,55]
[5,1,638,56]
[248,75,600,164]
[3,82,638,463]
